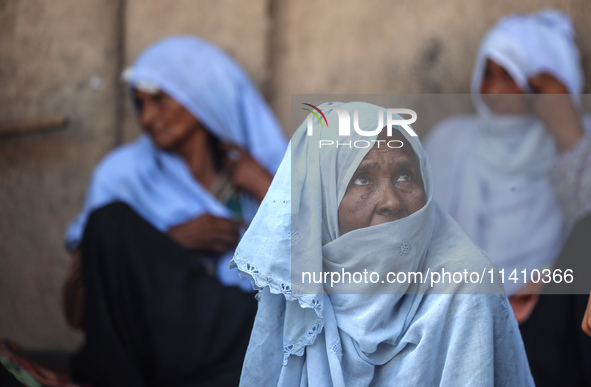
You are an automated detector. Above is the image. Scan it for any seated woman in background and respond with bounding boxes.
[231,102,534,386]
[424,10,591,386]
[62,36,287,386]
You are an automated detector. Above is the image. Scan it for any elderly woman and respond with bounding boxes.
[231,102,534,385]
[424,10,591,386]
[62,36,286,386]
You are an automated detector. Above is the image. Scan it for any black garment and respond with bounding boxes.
[0,363,22,387]
[71,202,257,387]
[520,214,591,387]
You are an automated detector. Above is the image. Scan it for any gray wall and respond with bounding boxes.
[1,0,590,350]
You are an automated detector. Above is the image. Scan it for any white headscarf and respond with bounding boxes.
[232,102,533,385]
[472,9,582,95]
[65,36,287,289]
[427,10,582,294]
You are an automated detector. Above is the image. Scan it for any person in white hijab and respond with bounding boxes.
[65,36,287,290]
[231,102,534,386]
[61,36,287,386]
[424,10,591,386]
[424,9,590,322]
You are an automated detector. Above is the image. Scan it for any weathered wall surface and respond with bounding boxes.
[1,0,590,350]
[269,0,591,134]
[0,0,123,349]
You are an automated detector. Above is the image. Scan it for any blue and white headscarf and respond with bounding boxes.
[65,36,287,289]
[232,102,533,385]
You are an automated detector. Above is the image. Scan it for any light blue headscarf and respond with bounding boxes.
[232,102,534,385]
[65,36,287,289]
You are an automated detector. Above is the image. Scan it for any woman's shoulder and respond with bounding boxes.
[92,136,151,183]
[423,115,480,148]
[422,115,480,177]
[423,204,504,295]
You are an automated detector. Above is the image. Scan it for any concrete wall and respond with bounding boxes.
[1,0,590,350]
[270,0,591,133]
[0,0,124,350]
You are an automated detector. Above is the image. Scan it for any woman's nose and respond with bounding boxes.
[374,182,405,220]
[482,76,517,95]
[139,102,158,130]
[482,78,504,94]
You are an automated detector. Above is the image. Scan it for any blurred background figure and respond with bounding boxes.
[424,10,591,386]
[2,1,591,385]
[61,36,286,386]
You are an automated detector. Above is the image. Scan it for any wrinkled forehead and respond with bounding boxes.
[374,129,418,159]
[333,126,430,204]
[309,102,430,204]
[361,130,422,171]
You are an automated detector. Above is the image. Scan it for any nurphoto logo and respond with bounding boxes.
[303,103,418,149]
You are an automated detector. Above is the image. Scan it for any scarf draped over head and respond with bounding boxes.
[65,36,287,290]
[232,102,532,385]
[471,9,582,96]
[428,10,584,294]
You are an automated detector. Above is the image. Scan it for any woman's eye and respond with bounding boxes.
[152,92,166,103]
[353,177,370,186]
[502,72,514,82]
[397,174,410,182]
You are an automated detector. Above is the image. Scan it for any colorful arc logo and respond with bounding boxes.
[302,103,329,127]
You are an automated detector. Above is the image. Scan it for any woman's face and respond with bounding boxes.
[133,89,202,150]
[480,59,528,115]
[338,131,427,235]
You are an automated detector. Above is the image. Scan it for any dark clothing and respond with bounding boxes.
[72,202,257,387]
[521,294,591,387]
[520,214,591,387]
